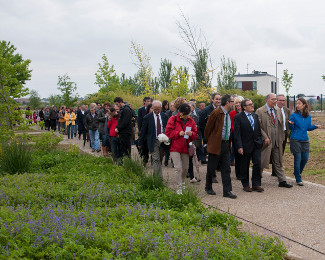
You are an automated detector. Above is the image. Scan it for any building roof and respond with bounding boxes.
[235,71,275,78]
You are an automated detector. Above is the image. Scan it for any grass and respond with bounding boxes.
[0,149,287,259]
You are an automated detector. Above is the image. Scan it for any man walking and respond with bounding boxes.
[234,99,264,192]
[204,94,237,198]
[255,93,293,188]
[114,97,133,158]
[49,106,57,131]
[138,100,168,177]
[84,105,101,152]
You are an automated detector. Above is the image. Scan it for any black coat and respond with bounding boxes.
[198,103,215,141]
[117,104,133,135]
[76,109,86,132]
[138,112,168,153]
[137,106,147,133]
[233,111,263,154]
[84,112,99,131]
[97,109,107,135]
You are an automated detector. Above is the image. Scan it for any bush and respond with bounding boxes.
[0,139,31,174]
[34,131,63,152]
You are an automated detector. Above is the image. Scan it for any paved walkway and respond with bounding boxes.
[32,129,325,260]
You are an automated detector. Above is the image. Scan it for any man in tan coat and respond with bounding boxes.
[255,93,293,188]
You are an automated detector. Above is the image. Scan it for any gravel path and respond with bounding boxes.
[50,132,325,259]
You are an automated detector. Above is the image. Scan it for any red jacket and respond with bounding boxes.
[229,110,238,132]
[107,116,118,137]
[165,114,198,154]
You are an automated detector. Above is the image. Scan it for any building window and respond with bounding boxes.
[271,82,274,93]
[252,81,257,91]
[237,82,242,90]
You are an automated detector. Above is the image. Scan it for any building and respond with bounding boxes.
[234,71,278,96]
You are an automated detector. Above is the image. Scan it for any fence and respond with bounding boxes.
[286,94,325,113]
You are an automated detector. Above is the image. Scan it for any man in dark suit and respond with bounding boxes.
[138,100,168,177]
[137,96,152,164]
[234,99,264,192]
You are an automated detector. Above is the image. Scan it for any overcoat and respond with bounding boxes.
[255,105,285,169]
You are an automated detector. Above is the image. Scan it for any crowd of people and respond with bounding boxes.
[33,93,321,197]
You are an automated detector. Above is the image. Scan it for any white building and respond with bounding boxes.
[234,71,278,96]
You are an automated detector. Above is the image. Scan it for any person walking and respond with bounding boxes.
[64,108,76,139]
[288,97,321,186]
[107,106,120,161]
[138,100,168,177]
[49,106,57,131]
[255,93,293,188]
[98,102,110,157]
[234,99,263,192]
[204,94,237,198]
[165,103,197,195]
[84,105,101,152]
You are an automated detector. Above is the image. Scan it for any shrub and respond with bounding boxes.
[0,139,31,174]
[34,131,63,152]
[139,173,166,190]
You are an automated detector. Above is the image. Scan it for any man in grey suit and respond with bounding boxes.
[255,93,293,188]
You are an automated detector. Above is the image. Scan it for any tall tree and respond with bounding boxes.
[28,89,42,109]
[0,40,31,133]
[322,75,325,81]
[166,66,189,98]
[282,69,293,96]
[158,58,173,92]
[192,48,210,91]
[95,54,120,93]
[130,41,154,96]
[57,74,78,108]
[48,94,62,108]
[217,56,237,90]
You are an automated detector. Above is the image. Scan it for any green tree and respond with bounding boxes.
[48,94,62,108]
[130,41,154,96]
[192,48,210,91]
[158,59,173,92]
[28,89,42,109]
[166,66,189,98]
[57,74,78,108]
[0,40,31,133]
[95,54,120,93]
[217,56,237,90]
[282,69,293,96]
[322,75,325,81]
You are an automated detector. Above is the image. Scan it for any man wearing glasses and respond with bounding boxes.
[234,99,263,192]
[255,93,293,188]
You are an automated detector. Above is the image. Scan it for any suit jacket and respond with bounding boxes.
[204,107,230,155]
[137,106,147,133]
[199,103,215,141]
[282,106,291,132]
[233,111,263,154]
[138,112,168,153]
[255,105,285,169]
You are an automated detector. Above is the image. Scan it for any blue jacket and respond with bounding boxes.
[289,111,317,141]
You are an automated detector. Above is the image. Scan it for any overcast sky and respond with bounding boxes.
[2,0,325,98]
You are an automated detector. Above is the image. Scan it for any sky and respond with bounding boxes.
[1,0,325,98]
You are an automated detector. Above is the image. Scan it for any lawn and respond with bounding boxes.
[0,135,287,259]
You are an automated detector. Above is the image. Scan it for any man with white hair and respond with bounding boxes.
[138,100,168,177]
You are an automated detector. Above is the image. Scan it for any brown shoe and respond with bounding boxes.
[252,186,264,192]
[243,186,252,192]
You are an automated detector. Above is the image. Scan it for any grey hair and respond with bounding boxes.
[188,101,196,108]
[152,100,162,107]
[277,94,285,98]
[266,93,275,100]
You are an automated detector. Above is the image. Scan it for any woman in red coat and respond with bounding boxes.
[165,103,198,194]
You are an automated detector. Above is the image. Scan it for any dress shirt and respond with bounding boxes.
[280,107,286,131]
[221,106,231,140]
[153,112,163,138]
[266,104,276,121]
[244,111,255,130]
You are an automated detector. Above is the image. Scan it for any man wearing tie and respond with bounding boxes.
[138,100,168,177]
[255,93,293,188]
[234,99,263,192]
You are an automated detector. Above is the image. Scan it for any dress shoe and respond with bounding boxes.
[230,162,235,166]
[206,188,216,195]
[297,182,304,186]
[201,161,208,165]
[252,186,264,192]
[243,186,252,192]
[212,177,218,183]
[271,173,277,176]
[278,181,293,188]
[164,161,168,167]
[223,191,237,199]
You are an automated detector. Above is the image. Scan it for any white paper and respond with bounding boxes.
[184,126,192,139]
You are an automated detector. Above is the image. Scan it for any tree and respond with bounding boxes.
[130,41,154,96]
[166,66,189,98]
[28,89,42,109]
[217,56,237,90]
[322,75,325,81]
[95,54,120,93]
[48,94,62,108]
[57,74,78,108]
[192,48,210,91]
[0,40,31,133]
[158,59,173,92]
[282,69,293,96]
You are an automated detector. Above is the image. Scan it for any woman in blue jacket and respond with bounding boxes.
[288,98,321,186]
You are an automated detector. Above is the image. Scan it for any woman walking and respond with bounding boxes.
[165,103,197,194]
[288,97,321,186]
[64,108,76,139]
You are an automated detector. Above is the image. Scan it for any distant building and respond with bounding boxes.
[234,71,278,96]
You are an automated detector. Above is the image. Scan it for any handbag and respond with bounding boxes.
[188,142,195,157]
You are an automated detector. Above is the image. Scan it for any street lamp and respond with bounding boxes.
[275,61,283,94]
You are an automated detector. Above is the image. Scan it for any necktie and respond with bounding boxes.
[225,112,229,140]
[248,113,254,130]
[270,108,275,124]
[156,114,161,136]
